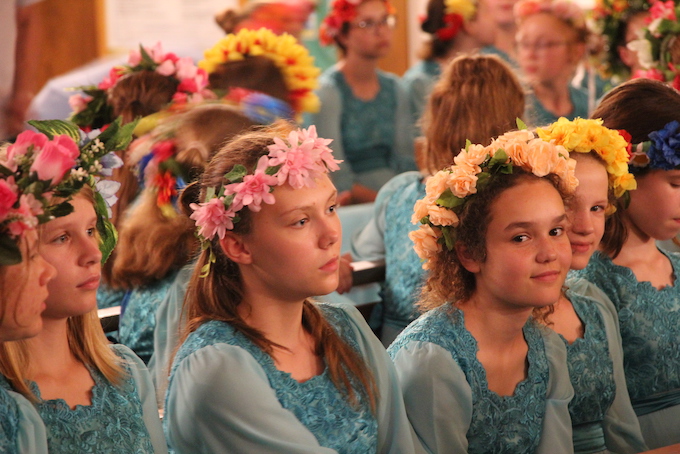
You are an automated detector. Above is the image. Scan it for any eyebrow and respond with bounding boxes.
[504,213,567,231]
[281,190,338,216]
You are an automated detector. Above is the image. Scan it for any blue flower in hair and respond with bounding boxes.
[647,121,680,170]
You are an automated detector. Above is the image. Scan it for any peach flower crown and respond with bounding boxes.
[190,126,341,277]
[409,129,578,269]
[515,0,586,30]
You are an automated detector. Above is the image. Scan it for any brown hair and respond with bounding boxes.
[207,56,290,104]
[591,78,680,257]
[420,54,525,174]
[0,188,125,402]
[111,105,256,289]
[177,122,377,411]
[0,237,31,336]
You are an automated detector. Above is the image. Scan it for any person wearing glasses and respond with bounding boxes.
[514,0,588,127]
[308,0,416,205]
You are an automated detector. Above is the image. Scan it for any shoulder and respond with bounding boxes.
[388,306,459,356]
[566,277,618,319]
[375,171,423,208]
[318,66,343,87]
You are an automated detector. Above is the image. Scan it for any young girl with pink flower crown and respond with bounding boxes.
[388,129,577,453]
[164,122,419,453]
[0,121,167,454]
[574,78,680,449]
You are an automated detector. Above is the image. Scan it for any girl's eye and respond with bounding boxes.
[87,227,96,237]
[512,234,529,243]
[52,234,68,244]
[590,205,606,213]
[549,227,564,237]
[327,204,337,214]
[293,218,308,227]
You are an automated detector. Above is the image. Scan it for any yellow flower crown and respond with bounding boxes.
[199,28,321,116]
[445,0,476,21]
[536,117,636,199]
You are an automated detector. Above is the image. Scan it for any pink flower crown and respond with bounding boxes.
[409,129,578,269]
[190,126,342,244]
[319,0,396,46]
[515,0,586,30]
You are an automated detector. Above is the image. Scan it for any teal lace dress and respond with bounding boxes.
[575,251,680,448]
[119,270,179,364]
[351,172,426,345]
[562,281,646,454]
[388,304,574,454]
[305,66,415,193]
[164,302,419,454]
[0,344,167,454]
[402,60,441,131]
[526,86,589,128]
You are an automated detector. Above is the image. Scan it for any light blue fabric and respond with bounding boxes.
[305,66,416,193]
[351,171,425,345]
[0,387,48,454]
[119,270,179,364]
[402,60,441,131]
[575,251,680,448]
[164,302,420,454]
[0,344,167,454]
[562,279,647,454]
[388,304,574,454]
[527,86,589,128]
[96,283,126,310]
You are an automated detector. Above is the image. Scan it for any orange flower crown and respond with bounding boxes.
[319,0,396,46]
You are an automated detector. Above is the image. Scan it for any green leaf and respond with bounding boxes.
[0,164,13,177]
[159,159,186,181]
[516,118,527,130]
[441,226,456,251]
[224,165,247,183]
[139,44,157,69]
[0,235,22,266]
[464,139,472,152]
[487,149,508,168]
[436,188,466,209]
[205,186,216,202]
[47,201,75,219]
[27,120,80,141]
[476,172,491,191]
[265,164,282,176]
[93,190,118,263]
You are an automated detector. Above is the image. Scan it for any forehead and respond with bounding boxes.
[355,0,388,17]
[518,12,575,38]
[258,174,336,214]
[488,178,565,227]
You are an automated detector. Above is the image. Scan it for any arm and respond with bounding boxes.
[392,78,417,174]
[165,343,337,454]
[391,341,472,454]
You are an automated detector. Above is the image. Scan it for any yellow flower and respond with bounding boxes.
[445,0,477,20]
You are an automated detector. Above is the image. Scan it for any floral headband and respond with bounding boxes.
[431,0,477,41]
[199,28,320,117]
[409,129,578,269]
[190,126,341,276]
[0,118,135,265]
[627,1,680,87]
[536,117,636,198]
[515,0,586,29]
[626,120,680,172]
[319,0,396,46]
[69,42,215,130]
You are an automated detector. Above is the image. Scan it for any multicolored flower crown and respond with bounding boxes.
[627,1,680,87]
[0,118,136,265]
[409,129,578,269]
[515,0,586,29]
[199,28,320,117]
[626,120,680,171]
[433,0,477,41]
[319,0,396,46]
[69,42,215,130]
[537,117,636,198]
[190,126,341,276]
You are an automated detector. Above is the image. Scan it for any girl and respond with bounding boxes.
[351,54,525,345]
[309,0,416,204]
[537,117,647,453]
[0,125,167,454]
[515,0,589,126]
[577,78,680,448]
[388,129,577,453]
[164,122,419,453]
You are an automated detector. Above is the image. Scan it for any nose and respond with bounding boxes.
[536,236,558,264]
[40,256,57,285]
[320,215,341,250]
[570,208,594,236]
[78,233,103,267]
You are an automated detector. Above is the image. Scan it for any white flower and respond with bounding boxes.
[627,39,655,69]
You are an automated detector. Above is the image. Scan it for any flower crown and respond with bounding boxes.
[0,118,136,265]
[69,42,215,130]
[224,88,295,124]
[515,0,587,30]
[409,129,578,269]
[626,120,680,172]
[536,117,637,198]
[199,28,320,117]
[627,1,680,87]
[190,126,341,276]
[319,0,396,46]
[432,0,477,41]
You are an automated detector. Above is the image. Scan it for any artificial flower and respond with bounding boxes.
[190,197,235,240]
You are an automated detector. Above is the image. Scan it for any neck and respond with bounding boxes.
[460,296,531,345]
[440,33,481,61]
[614,214,659,261]
[24,318,75,377]
[493,25,517,60]
[238,288,307,348]
[532,80,573,114]
[339,53,379,80]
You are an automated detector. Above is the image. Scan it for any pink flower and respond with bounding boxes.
[0,178,18,221]
[650,0,676,21]
[98,67,124,90]
[156,59,176,76]
[175,57,198,80]
[30,135,80,184]
[297,125,340,172]
[7,194,42,237]
[68,93,93,114]
[190,197,235,240]
[224,155,277,212]
[632,68,666,81]
[8,130,48,163]
[127,49,142,67]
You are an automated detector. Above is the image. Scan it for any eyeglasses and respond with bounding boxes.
[351,15,396,31]
[516,40,573,53]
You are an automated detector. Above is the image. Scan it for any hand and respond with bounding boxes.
[336,253,354,294]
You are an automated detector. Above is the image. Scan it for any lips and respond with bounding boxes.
[531,270,561,282]
[320,257,339,273]
[77,275,101,290]
[570,242,591,254]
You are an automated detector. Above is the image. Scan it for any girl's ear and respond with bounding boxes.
[218,232,252,265]
[456,242,481,273]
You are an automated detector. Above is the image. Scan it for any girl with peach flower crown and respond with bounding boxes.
[536,117,647,453]
[164,122,419,454]
[307,0,416,205]
[573,78,680,449]
[0,120,167,454]
[388,129,577,453]
[515,0,589,126]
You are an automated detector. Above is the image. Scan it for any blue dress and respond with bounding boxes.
[388,304,574,454]
[575,251,680,448]
[526,86,589,128]
[0,344,167,454]
[562,280,647,454]
[351,171,425,345]
[402,60,441,132]
[164,302,420,454]
[119,270,179,364]
[305,66,416,193]
[0,387,48,454]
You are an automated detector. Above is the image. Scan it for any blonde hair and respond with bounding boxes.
[0,187,125,402]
